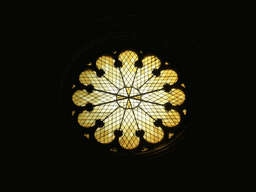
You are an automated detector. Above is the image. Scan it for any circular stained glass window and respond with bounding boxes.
[71,48,188,154]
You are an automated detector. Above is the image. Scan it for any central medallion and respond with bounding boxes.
[116,87,141,109]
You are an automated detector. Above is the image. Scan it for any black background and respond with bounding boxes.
[2,1,255,189]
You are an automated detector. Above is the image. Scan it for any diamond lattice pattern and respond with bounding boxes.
[72,50,186,150]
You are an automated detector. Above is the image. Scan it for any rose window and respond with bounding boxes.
[71,49,187,153]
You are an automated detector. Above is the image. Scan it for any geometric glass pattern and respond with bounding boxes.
[72,50,186,150]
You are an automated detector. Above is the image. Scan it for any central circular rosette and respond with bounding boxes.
[116,87,141,109]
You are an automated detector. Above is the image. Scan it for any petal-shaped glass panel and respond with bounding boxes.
[95,107,124,144]
[118,51,138,87]
[79,69,118,93]
[119,110,140,149]
[133,107,164,143]
[96,55,124,89]
[140,101,180,127]
[78,102,119,128]
[72,89,116,106]
[133,55,161,89]
[142,89,185,106]
[140,69,178,93]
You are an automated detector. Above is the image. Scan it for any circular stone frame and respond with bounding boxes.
[44,15,209,159]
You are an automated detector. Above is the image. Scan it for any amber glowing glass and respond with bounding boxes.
[72,50,186,149]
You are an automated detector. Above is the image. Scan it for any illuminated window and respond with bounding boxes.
[72,49,187,153]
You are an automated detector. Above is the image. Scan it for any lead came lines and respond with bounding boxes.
[72,50,185,149]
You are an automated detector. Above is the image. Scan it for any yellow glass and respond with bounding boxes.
[72,50,186,150]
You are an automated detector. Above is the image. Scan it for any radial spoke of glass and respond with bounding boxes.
[93,98,123,107]
[72,89,116,107]
[133,55,161,89]
[103,75,118,89]
[130,97,164,106]
[118,50,138,87]
[96,55,124,89]
[138,75,154,89]
[142,89,185,106]
[130,88,164,98]
[139,69,178,94]
[134,107,164,144]
[139,101,181,127]
[131,67,138,89]
[119,67,126,87]
[119,108,126,131]
[119,109,140,149]
[102,106,120,121]
[79,69,119,93]
[93,89,127,98]
[131,107,140,131]
[139,106,155,121]
[77,102,119,128]
[95,107,124,144]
